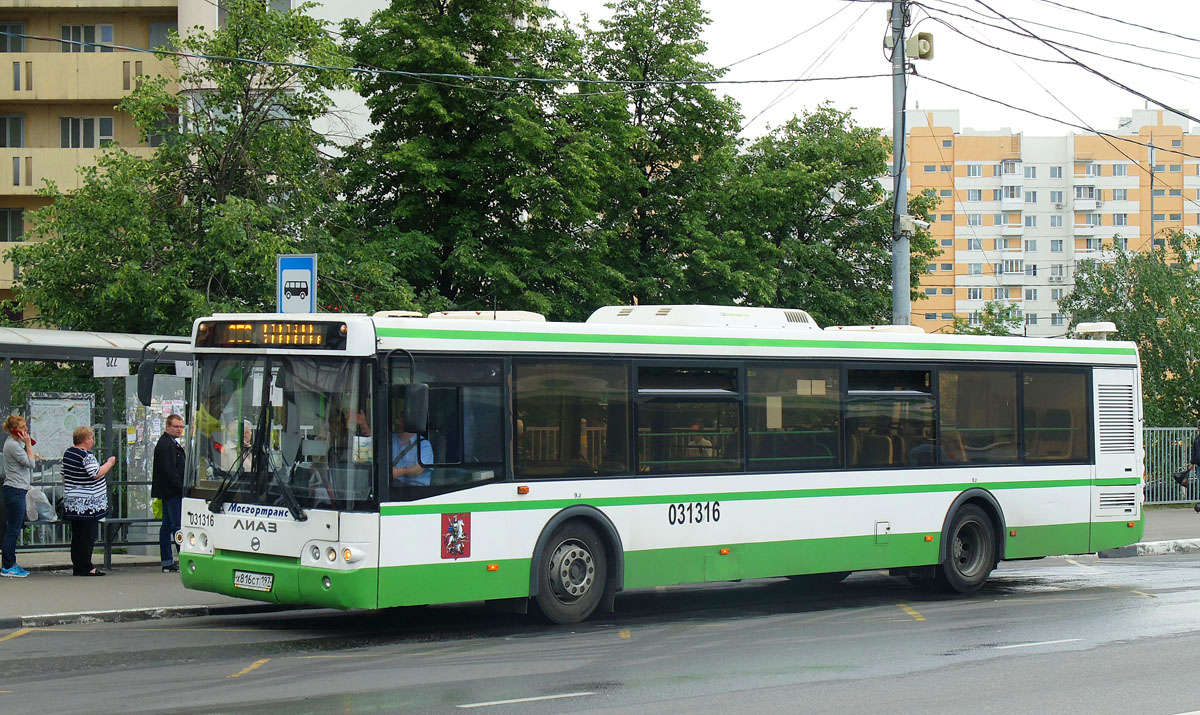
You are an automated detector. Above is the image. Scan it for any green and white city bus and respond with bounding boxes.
[149,305,1144,623]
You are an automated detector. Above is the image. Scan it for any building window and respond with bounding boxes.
[969,312,981,326]
[967,238,982,250]
[968,263,982,275]
[941,312,954,321]
[967,164,981,177]
[1050,190,1063,204]
[1171,213,1182,221]
[1004,185,1021,200]
[940,189,952,197]
[148,21,179,51]
[1024,191,1037,203]
[1172,139,1182,147]
[1050,216,1063,228]
[0,208,22,242]
[968,288,982,300]
[1051,313,1064,326]
[1025,240,1037,252]
[1005,259,1024,274]
[925,288,937,296]
[1025,288,1038,301]
[940,239,952,247]
[0,115,23,148]
[0,24,25,52]
[1024,166,1037,179]
[1153,213,1165,221]
[1113,213,1127,226]
[1050,166,1063,179]
[1051,239,1063,252]
[1112,189,1127,200]
[942,140,952,148]
[60,24,114,53]
[1050,264,1065,278]
[1051,288,1064,301]
[1025,215,1037,228]
[941,287,953,295]
[1086,164,1101,177]
[1026,313,1038,325]
[1024,264,1038,276]
[940,164,952,173]
[1112,163,1127,177]
[1170,164,1182,172]
[1002,160,1020,175]
[1086,213,1102,226]
[941,263,953,272]
[59,116,114,148]
[1170,189,1182,197]
[992,189,1002,201]
[925,313,937,321]
[1075,186,1095,200]
[992,287,1006,299]
[967,214,982,226]
[1113,237,1128,250]
[992,213,1004,225]
[1152,189,1165,197]
[1086,238,1101,251]
[940,214,952,222]
[924,165,936,173]
[968,189,981,202]
[1152,164,1165,172]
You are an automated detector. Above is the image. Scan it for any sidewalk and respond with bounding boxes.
[0,552,290,629]
[4,507,1200,629]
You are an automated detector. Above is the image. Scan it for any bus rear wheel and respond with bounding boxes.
[937,504,996,593]
[534,521,608,624]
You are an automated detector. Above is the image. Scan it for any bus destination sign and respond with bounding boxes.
[196,321,348,350]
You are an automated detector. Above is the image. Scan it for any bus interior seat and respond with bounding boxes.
[1039,409,1074,458]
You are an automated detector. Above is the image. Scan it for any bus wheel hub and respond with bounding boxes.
[549,541,594,600]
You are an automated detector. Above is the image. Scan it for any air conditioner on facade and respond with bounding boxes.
[1054,203,1065,209]
[1049,275,1064,282]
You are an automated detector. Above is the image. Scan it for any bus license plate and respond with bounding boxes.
[233,570,274,592]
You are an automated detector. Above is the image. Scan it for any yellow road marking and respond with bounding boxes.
[897,603,926,622]
[619,629,631,639]
[1132,590,1158,598]
[227,658,270,679]
[0,628,32,643]
[1065,558,1104,572]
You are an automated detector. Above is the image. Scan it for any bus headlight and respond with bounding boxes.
[325,547,337,562]
[310,545,321,561]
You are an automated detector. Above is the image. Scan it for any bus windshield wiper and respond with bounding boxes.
[208,447,252,514]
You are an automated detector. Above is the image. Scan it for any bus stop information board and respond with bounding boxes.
[277,254,317,314]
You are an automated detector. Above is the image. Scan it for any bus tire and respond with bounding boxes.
[937,504,996,593]
[534,521,608,624]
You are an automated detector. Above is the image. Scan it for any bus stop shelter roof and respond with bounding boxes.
[0,326,191,362]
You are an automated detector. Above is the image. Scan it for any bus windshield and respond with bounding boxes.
[189,355,376,512]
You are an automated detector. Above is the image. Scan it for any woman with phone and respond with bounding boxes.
[2,415,35,578]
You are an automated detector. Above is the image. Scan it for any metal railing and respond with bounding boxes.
[1145,427,1197,505]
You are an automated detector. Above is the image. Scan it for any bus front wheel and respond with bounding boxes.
[937,504,996,593]
[534,521,608,624]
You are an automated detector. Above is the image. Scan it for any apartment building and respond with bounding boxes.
[906,108,1199,337]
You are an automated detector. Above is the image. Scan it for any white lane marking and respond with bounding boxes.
[994,638,1082,650]
[1065,558,1104,572]
[458,692,595,709]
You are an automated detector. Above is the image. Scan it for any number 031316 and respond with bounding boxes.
[668,501,720,525]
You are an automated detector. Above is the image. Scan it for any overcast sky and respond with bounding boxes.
[550,0,1200,139]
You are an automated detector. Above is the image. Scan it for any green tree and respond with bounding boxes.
[717,106,938,326]
[952,299,1023,336]
[1060,231,1200,425]
[6,0,401,333]
[583,0,757,306]
[341,0,623,320]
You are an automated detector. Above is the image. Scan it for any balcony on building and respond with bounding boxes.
[0,52,177,103]
[999,271,1026,285]
[1073,222,1097,236]
[1000,223,1023,236]
[0,147,155,195]
[1000,196,1023,211]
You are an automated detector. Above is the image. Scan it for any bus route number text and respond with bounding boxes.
[668,501,720,525]
[186,511,215,528]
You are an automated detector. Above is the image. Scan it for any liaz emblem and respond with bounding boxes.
[441,513,470,559]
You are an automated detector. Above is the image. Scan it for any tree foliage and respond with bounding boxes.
[6,0,404,333]
[718,106,937,326]
[1060,232,1200,425]
[952,299,1023,336]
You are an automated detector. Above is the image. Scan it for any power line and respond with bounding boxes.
[1032,0,1200,47]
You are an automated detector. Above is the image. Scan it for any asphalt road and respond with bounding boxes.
[6,554,1200,715]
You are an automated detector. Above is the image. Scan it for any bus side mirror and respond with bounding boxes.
[404,383,429,435]
[137,360,156,407]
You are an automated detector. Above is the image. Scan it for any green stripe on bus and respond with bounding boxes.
[381,476,1141,516]
[376,326,1136,356]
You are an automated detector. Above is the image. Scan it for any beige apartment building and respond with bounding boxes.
[906,108,1199,337]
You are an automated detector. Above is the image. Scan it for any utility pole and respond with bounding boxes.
[890,0,909,326]
[1148,136,1156,245]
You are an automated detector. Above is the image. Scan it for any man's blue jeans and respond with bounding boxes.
[159,496,182,566]
[2,485,26,569]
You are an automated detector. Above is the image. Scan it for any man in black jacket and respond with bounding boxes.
[1179,420,1200,490]
[152,414,186,573]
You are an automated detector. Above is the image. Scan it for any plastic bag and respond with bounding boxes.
[152,498,163,520]
[25,489,55,523]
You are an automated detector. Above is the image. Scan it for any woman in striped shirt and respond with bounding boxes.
[61,426,116,576]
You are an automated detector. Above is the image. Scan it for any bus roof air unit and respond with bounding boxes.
[586,305,820,330]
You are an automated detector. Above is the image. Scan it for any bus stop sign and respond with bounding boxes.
[277,254,317,313]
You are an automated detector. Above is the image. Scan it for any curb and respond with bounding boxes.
[1099,538,1200,558]
[0,603,298,630]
